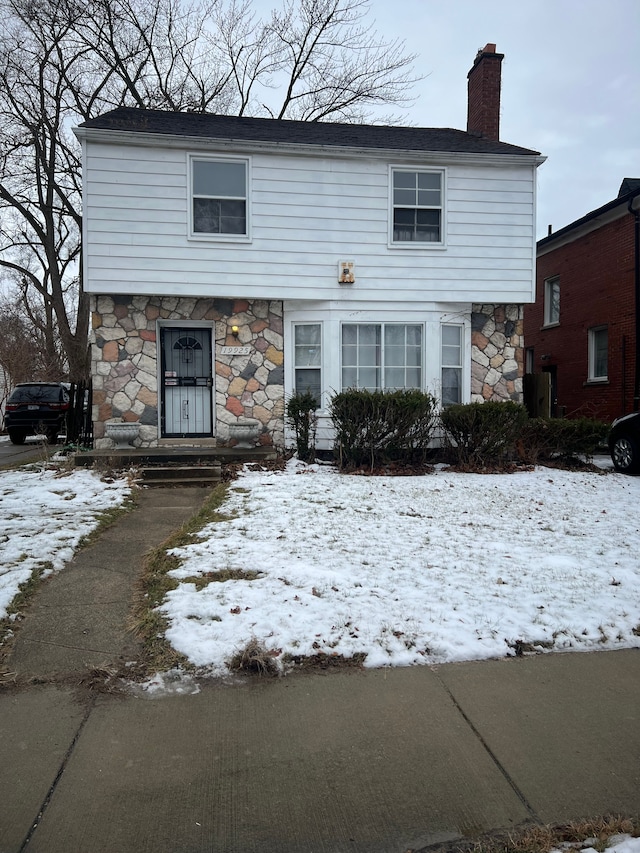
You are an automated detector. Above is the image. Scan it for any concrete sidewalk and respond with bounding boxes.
[1,487,639,852]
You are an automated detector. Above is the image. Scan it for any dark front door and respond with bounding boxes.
[160,327,213,437]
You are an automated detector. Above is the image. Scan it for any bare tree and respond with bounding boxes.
[0,0,417,381]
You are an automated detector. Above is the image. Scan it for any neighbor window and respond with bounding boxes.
[191,157,248,236]
[525,347,535,374]
[588,326,608,381]
[391,169,443,244]
[544,276,560,326]
[441,324,463,405]
[341,324,423,391]
[294,324,322,406]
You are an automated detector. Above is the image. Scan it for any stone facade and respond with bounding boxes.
[90,295,284,449]
[471,304,524,403]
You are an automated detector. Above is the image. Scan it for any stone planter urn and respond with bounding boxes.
[229,419,261,448]
[105,419,140,449]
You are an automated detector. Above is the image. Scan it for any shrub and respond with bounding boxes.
[440,401,528,468]
[517,417,609,464]
[330,389,438,470]
[286,391,318,463]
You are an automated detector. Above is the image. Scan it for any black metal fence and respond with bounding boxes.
[66,380,93,446]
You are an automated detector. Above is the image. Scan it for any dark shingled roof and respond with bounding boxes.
[79,107,541,156]
[619,178,640,197]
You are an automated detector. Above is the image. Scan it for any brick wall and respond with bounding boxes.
[524,214,636,422]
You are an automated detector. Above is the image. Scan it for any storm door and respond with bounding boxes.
[160,327,213,437]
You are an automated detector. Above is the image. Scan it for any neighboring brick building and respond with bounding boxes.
[524,179,640,423]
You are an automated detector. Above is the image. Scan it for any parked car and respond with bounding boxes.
[3,382,70,445]
[609,411,640,474]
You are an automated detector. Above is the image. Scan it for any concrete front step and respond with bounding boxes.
[140,465,222,487]
[74,446,278,468]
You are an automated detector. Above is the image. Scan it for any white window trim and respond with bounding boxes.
[440,323,464,407]
[543,275,560,327]
[187,153,252,242]
[588,325,608,382]
[293,322,323,409]
[388,165,447,250]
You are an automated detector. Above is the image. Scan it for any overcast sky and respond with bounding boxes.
[365,0,640,239]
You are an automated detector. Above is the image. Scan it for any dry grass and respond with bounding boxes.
[426,816,639,853]
[181,568,262,590]
[226,638,280,676]
[132,483,235,676]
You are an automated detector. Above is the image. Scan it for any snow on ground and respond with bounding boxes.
[556,839,640,853]
[160,460,640,675]
[0,466,131,618]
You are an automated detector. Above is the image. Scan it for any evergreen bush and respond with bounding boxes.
[286,391,318,463]
[439,400,528,467]
[330,389,438,470]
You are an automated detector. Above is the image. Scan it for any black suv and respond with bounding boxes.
[609,411,640,475]
[4,382,70,445]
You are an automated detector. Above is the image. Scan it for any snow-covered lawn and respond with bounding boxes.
[0,466,131,618]
[160,459,640,675]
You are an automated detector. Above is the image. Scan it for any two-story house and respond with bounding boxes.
[524,179,640,423]
[75,44,544,451]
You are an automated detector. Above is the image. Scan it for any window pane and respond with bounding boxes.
[442,325,461,347]
[406,346,422,367]
[359,367,380,390]
[418,172,441,190]
[342,366,357,389]
[406,325,422,346]
[295,324,321,347]
[592,328,608,378]
[405,367,421,388]
[342,345,358,367]
[393,171,416,189]
[193,160,245,197]
[295,369,321,406]
[295,324,321,367]
[442,345,461,366]
[417,189,441,206]
[359,345,380,366]
[545,277,560,324]
[442,367,462,405]
[394,208,415,225]
[394,188,416,205]
[193,198,220,233]
[385,367,406,389]
[385,345,405,367]
[342,324,357,346]
[358,325,381,347]
[384,325,405,346]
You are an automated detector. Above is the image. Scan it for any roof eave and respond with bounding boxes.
[538,188,640,255]
[73,125,544,165]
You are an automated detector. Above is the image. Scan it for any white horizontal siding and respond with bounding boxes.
[83,141,537,303]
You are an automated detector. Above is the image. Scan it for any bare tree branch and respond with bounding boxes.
[0,0,418,381]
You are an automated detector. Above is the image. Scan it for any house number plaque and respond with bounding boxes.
[220,346,251,355]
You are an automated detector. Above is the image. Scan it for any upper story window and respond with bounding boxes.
[588,326,608,382]
[390,168,444,246]
[190,156,249,239]
[543,276,560,326]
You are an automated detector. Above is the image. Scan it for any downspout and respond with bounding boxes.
[630,196,640,411]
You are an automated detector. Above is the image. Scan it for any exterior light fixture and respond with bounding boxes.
[231,325,240,337]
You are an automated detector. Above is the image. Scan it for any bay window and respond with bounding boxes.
[341,324,423,391]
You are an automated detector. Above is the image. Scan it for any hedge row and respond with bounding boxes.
[287,390,610,470]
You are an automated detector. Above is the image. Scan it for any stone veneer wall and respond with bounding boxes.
[90,295,284,449]
[471,304,524,403]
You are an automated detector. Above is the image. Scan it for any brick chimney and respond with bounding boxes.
[467,43,504,141]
